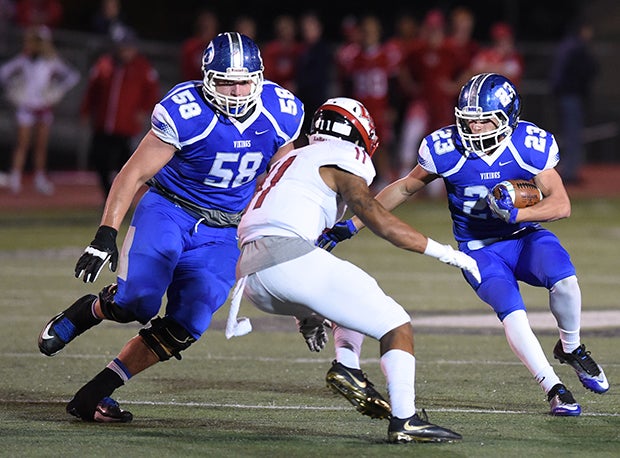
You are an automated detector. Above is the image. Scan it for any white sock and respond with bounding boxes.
[558,328,580,354]
[333,325,364,369]
[503,310,561,393]
[534,366,562,394]
[380,349,415,419]
[335,347,360,369]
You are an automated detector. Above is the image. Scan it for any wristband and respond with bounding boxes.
[423,238,447,259]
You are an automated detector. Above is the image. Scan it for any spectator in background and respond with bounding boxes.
[333,15,361,98]
[383,11,419,176]
[262,14,301,92]
[295,10,332,144]
[0,25,79,195]
[232,15,257,41]
[397,9,463,193]
[14,0,61,28]
[550,21,598,185]
[446,6,479,80]
[91,0,127,39]
[468,22,524,88]
[80,28,159,199]
[347,14,397,188]
[180,9,219,81]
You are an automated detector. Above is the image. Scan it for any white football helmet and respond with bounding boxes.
[309,97,379,156]
[201,32,264,117]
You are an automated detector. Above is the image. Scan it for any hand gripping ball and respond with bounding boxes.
[492,179,542,208]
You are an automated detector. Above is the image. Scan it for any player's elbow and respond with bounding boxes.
[552,199,571,220]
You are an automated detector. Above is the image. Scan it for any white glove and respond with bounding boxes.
[296,315,331,352]
[424,238,481,283]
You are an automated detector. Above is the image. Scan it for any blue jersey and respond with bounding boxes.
[418,121,559,243]
[150,80,304,213]
[112,81,303,339]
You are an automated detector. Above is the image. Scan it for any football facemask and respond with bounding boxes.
[455,72,521,155]
[202,32,264,118]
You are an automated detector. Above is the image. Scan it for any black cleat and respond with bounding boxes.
[67,396,133,423]
[326,360,391,419]
[388,411,462,443]
[553,340,609,394]
[38,294,99,356]
[547,383,581,416]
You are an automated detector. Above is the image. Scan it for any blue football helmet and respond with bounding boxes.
[201,32,264,117]
[455,73,521,155]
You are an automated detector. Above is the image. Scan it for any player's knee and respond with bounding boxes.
[550,275,579,298]
[98,284,142,324]
[139,316,196,361]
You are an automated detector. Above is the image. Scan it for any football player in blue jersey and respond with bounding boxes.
[37,32,305,422]
[317,73,609,417]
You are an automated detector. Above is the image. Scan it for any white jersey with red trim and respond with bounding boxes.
[238,138,375,244]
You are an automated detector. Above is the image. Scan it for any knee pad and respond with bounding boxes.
[139,316,196,361]
[98,284,142,324]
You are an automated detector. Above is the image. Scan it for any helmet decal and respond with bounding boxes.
[204,43,215,66]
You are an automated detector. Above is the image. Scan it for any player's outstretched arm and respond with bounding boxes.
[332,167,480,282]
[316,165,433,251]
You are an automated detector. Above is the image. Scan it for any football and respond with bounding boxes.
[492,179,542,208]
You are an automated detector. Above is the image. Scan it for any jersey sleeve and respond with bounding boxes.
[417,138,439,174]
[511,121,560,172]
[151,103,181,149]
[260,80,305,147]
[315,142,376,185]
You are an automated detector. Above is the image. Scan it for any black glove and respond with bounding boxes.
[315,219,358,252]
[75,225,118,283]
[297,315,331,352]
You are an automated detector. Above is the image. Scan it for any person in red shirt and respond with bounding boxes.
[261,14,302,92]
[80,28,160,198]
[333,15,362,99]
[396,9,465,194]
[347,14,397,187]
[383,12,419,175]
[468,22,524,88]
[179,9,219,81]
[446,6,479,81]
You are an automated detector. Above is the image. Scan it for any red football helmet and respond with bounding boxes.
[309,97,380,156]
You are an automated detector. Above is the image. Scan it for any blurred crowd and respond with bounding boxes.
[0,1,597,196]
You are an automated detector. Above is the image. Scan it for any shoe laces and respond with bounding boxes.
[573,345,601,376]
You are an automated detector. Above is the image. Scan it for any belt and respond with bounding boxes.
[148,178,243,228]
[465,225,540,251]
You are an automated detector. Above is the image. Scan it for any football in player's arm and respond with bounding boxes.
[317,73,609,417]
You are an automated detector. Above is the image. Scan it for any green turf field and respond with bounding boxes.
[1,198,619,457]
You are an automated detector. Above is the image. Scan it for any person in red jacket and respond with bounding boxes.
[80,28,160,198]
